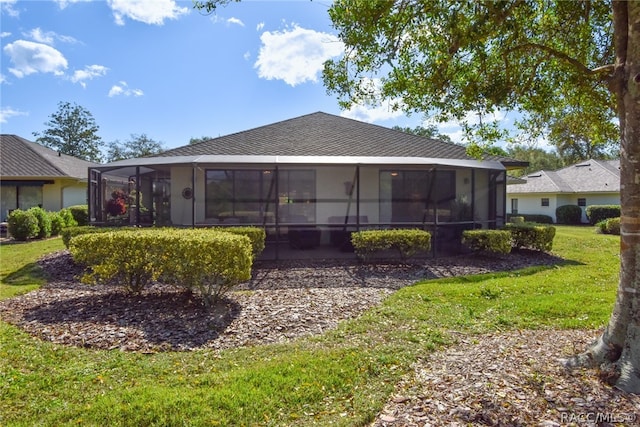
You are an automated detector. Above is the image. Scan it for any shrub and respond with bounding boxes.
[351,229,431,261]
[61,226,121,248]
[462,230,512,254]
[67,205,89,226]
[503,223,556,252]
[586,205,620,225]
[49,211,66,236]
[7,209,39,241]
[215,226,266,255]
[596,217,620,235]
[69,228,253,308]
[556,205,583,225]
[58,208,78,228]
[27,207,52,239]
[509,216,525,224]
[506,213,553,224]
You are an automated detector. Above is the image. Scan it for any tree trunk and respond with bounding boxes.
[566,1,640,394]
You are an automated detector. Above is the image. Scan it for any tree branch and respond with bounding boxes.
[510,42,612,79]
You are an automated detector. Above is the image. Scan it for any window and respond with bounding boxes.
[206,169,276,221]
[379,170,457,223]
[205,169,316,223]
[541,198,549,207]
[577,198,586,207]
[511,198,518,214]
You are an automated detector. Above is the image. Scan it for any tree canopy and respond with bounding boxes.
[106,134,165,162]
[33,101,103,163]
[323,1,616,148]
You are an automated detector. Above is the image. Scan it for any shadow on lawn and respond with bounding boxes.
[20,285,241,351]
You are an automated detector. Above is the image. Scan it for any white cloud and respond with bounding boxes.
[72,64,108,87]
[107,0,189,26]
[1,32,11,38]
[3,40,68,78]
[24,27,79,46]
[254,24,344,87]
[0,73,6,84]
[54,0,92,9]
[227,17,244,27]
[26,28,54,45]
[256,22,264,31]
[1,0,19,17]
[0,106,28,124]
[108,81,144,97]
[341,103,406,123]
[243,51,251,61]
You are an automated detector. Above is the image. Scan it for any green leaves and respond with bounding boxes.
[33,101,103,163]
[324,0,616,149]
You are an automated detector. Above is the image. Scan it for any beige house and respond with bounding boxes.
[0,134,98,221]
[507,159,620,223]
[89,112,525,257]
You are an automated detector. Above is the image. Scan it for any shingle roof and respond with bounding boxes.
[160,112,522,166]
[0,134,98,179]
[507,159,620,194]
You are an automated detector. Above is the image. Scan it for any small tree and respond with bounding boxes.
[33,101,103,162]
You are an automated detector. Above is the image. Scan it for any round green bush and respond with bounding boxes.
[556,204,583,224]
[68,205,89,226]
[28,207,52,239]
[606,217,621,235]
[59,208,78,228]
[49,211,66,236]
[7,209,39,241]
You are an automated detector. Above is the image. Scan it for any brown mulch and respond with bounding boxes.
[1,249,638,425]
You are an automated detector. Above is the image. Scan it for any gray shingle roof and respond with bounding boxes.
[1,134,98,179]
[160,112,521,166]
[508,159,620,194]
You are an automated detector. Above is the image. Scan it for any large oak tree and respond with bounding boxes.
[196,0,639,393]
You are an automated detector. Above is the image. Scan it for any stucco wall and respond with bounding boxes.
[508,192,620,223]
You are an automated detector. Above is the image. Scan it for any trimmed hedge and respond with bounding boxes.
[503,223,556,252]
[69,228,253,308]
[586,205,620,225]
[556,205,583,225]
[61,226,123,248]
[67,205,89,226]
[462,230,512,254]
[213,226,266,256]
[7,209,39,241]
[506,213,553,224]
[351,229,431,261]
[596,217,621,235]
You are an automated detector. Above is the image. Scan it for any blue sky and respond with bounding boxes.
[1,0,450,153]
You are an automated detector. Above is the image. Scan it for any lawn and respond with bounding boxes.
[0,226,619,426]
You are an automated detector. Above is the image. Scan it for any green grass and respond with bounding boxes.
[0,237,65,299]
[0,226,619,426]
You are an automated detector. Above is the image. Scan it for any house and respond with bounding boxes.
[0,134,98,221]
[506,159,620,223]
[88,112,526,257]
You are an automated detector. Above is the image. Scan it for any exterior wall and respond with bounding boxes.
[167,164,501,227]
[508,191,620,223]
[508,193,557,221]
[0,179,87,220]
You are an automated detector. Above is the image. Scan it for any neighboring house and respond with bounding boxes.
[0,134,98,221]
[506,159,620,223]
[88,112,526,257]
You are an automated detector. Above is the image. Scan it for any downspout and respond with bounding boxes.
[471,169,476,227]
[135,166,141,225]
[275,165,280,261]
[501,170,507,228]
[356,165,360,231]
[191,164,197,228]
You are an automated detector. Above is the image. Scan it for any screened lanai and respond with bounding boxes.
[88,154,508,259]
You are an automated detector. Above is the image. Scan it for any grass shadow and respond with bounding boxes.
[2,262,46,286]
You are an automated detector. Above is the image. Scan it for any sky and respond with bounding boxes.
[0,0,531,157]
